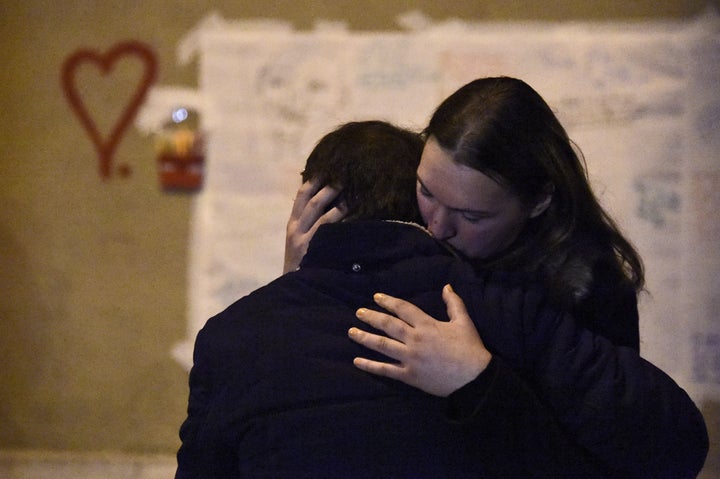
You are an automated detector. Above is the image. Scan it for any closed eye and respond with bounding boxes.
[418,178,491,223]
[418,183,432,198]
[459,212,484,223]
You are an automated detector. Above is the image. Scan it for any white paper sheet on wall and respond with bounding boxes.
[141,11,720,404]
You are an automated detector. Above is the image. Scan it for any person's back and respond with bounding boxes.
[187,222,489,478]
[176,121,485,478]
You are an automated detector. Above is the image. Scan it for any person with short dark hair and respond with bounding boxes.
[176,121,493,477]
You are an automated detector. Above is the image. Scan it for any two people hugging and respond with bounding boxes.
[176,77,708,479]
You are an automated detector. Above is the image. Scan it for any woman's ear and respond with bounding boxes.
[529,183,554,218]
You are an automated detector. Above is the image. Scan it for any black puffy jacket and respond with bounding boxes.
[176,221,707,478]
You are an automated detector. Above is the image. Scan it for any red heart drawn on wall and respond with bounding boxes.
[61,41,158,180]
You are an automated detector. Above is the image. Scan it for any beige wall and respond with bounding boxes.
[0,0,716,469]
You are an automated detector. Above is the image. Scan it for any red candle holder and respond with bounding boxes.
[155,108,204,191]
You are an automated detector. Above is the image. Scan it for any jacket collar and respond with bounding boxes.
[299,220,458,272]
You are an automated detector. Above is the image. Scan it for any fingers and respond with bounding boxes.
[442,284,470,325]
[371,293,426,327]
[352,357,406,381]
[288,181,342,232]
[296,184,342,233]
[355,304,413,340]
[443,284,488,354]
[354,305,410,342]
[348,326,405,361]
[289,179,321,220]
[284,181,344,273]
[321,203,346,224]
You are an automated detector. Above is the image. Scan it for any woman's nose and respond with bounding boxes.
[427,208,455,240]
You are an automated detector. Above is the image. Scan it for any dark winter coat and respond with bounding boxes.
[176,221,707,478]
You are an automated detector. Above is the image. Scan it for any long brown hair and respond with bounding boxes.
[425,77,644,293]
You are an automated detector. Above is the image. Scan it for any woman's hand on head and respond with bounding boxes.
[284,179,346,274]
[348,284,492,397]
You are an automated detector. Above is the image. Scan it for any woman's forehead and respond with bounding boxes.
[418,139,516,211]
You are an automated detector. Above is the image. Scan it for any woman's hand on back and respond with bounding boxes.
[284,179,346,273]
[348,284,492,397]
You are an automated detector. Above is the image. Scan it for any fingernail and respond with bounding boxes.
[356,308,366,318]
[348,327,358,336]
[373,293,385,301]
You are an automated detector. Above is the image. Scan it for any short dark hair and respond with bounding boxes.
[302,121,423,223]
